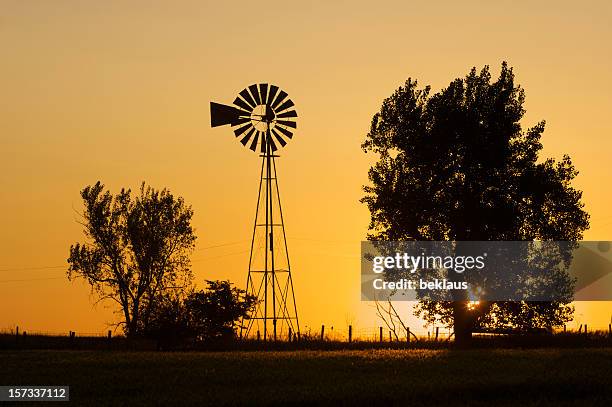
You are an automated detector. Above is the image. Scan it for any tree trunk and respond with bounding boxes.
[127,301,140,338]
[451,241,475,347]
[453,301,473,347]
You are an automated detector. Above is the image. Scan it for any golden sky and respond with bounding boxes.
[1,1,611,335]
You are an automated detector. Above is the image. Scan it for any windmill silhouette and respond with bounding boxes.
[210,83,300,341]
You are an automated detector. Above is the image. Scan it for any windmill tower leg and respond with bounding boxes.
[241,138,299,341]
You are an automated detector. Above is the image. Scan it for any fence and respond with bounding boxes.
[1,327,115,338]
[3,323,612,344]
[239,322,612,342]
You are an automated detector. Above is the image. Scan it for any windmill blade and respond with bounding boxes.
[275,99,294,113]
[259,83,269,104]
[271,90,288,109]
[210,102,246,127]
[276,120,297,129]
[233,122,252,137]
[268,85,279,107]
[240,127,256,146]
[275,125,293,139]
[277,110,297,118]
[233,96,253,112]
[249,131,260,151]
[239,89,257,108]
[249,84,262,105]
[271,128,287,147]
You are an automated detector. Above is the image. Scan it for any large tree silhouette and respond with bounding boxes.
[362,63,589,344]
[68,182,196,337]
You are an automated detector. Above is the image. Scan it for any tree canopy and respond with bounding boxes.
[362,63,589,343]
[184,280,257,341]
[68,182,196,337]
[144,280,257,347]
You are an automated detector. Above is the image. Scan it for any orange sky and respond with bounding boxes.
[1,1,611,335]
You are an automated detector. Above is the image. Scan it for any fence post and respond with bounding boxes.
[107,330,112,340]
[407,327,410,344]
[389,331,392,342]
[288,328,292,343]
[348,325,352,343]
[609,324,611,337]
[435,327,439,341]
[578,324,582,333]
[584,324,588,336]
[257,330,260,341]
[379,326,383,342]
[321,325,325,341]
[564,324,566,333]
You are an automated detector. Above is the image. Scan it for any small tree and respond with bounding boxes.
[142,291,194,348]
[67,182,196,337]
[185,280,257,341]
[142,280,256,347]
[362,63,589,345]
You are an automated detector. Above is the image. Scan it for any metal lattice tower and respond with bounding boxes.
[210,83,300,340]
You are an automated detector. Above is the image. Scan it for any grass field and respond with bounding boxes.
[2,348,612,406]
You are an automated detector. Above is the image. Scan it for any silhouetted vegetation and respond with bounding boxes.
[362,63,589,345]
[184,280,256,340]
[144,280,256,348]
[67,182,196,337]
[67,183,256,345]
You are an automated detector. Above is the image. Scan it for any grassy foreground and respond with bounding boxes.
[2,348,612,406]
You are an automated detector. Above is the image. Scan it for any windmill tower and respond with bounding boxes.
[210,84,299,341]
